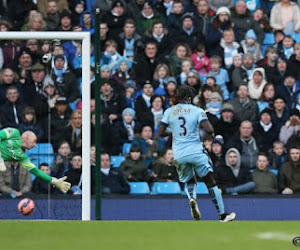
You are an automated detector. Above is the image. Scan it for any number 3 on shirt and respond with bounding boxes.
[178,117,187,136]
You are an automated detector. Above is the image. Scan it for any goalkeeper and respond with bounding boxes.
[0,128,71,193]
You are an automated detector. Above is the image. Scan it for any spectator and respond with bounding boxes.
[111,57,134,92]
[228,53,248,93]
[65,153,82,195]
[80,10,95,35]
[152,147,179,183]
[152,63,170,93]
[100,79,126,124]
[65,110,82,154]
[0,68,22,105]
[22,12,47,32]
[12,48,33,84]
[167,43,192,77]
[119,145,150,182]
[204,76,223,98]
[242,52,256,80]
[185,71,202,95]
[50,55,79,103]
[100,22,110,53]
[117,108,142,145]
[0,161,31,198]
[276,72,300,110]
[124,80,137,109]
[164,77,178,108]
[226,121,263,168]
[174,12,205,52]
[117,19,143,59]
[44,0,60,31]
[71,2,85,27]
[207,55,230,101]
[18,106,44,142]
[52,141,72,178]
[270,0,300,34]
[256,83,276,114]
[134,41,163,87]
[194,84,212,109]
[167,0,185,37]
[278,35,295,60]
[194,0,215,36]
[230,0,264,44]
[268,140,287,170]
[0,86,26,128]
[205,92,222,124]
[132,125,162,167]
[32,163,55,194]
[100,152,130,194]
[240,29,262,62]
[135,82,154,125]
[252,153,278,194]
[215,103,240,145]
[208,0,233,13]
[279,146,300,194]
[214,148,255,195]
[37,0,69,17]
[177,58,194,85]
[279,108,300,147]
[127,0,148,19]
[135,2,165,39]
[190,43,212,77]
[253,8,272,33]
[50,96,72,151]
[210,137,226,170]
[206,6,239,57]
[58,9,72,31]
[254,108,279,153]
[287,42,300,82]
[248,68,267,100]
[229,84,257,123]
[150,94,165,135]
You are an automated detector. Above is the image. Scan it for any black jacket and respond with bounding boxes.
[101,168,130,194]
[0,100,26,128]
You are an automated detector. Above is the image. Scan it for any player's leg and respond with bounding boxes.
[202,172,236,222]
[0,152,6,171]
[175,159,201,220]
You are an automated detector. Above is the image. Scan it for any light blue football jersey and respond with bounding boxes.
[161,103,208,160]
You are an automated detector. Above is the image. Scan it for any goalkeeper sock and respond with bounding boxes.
[208,185,225,215]
[186,183,196,200]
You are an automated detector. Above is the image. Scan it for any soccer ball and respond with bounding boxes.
[18,198,35,216]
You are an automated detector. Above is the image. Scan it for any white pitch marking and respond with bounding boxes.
[255,232,297,241]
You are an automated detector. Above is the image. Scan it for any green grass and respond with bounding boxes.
[1,221,299,250]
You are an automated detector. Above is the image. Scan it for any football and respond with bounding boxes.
[18,198,35,216]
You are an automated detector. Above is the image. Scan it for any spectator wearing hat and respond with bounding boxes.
[112,56,135,92]
[279,109,300,148]
[254,108,279,153]
[228,54,248,93]
[50,96,72,151]
[70,2,85,27]
[271,95,289,131]
[165,77,178,108]
[135,81,154,126]
[12,48,33,83]
[287,42,300,82]
[166,0,185,37]
[18,106,44,142]
[230,0,264,44]
[116,19,144,60]
[103,0,129,39]
[44,0,60,31]
[273,56,288,86]
[79,10,94,35]
[135,1,166,39]
[206,6,239,57]
[117,108,142,146]
[205,92,222,127]
[174,12,205,52]
[101,79,126,124]
[0,86,26,128]
[276,71,300,110]
[133,41,164,87]
[209,136,226,170]
[58,9,72,31]
[185,71,202,94]
[124,79,137,109]
[229,84,258,124]
[23,63,46,107]
[248,67,267,100]
[215,102,240,144]
[51,54,79,103]
[240,29,262,62]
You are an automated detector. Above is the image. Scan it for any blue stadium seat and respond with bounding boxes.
[269,169,278,176]
[196,182,209,194]
[263,33,275,45]
[27,143,54,155]
[30,155,55,167]
[110,156,125,168]
[122,143,132,156]
[152,182,182,195]
[129,182,150,194]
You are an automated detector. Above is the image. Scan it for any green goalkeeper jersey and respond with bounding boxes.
[0,128,52,182]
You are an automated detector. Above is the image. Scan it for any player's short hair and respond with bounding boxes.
[176,84,196,104]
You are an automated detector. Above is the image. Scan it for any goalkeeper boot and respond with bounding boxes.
[220,212,236,222]
[189,198,201,221]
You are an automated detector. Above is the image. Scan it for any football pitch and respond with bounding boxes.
[1,221,299,250]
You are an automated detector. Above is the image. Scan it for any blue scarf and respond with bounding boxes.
[182,26,194,36]
[206,102,222,118]
[54,68,66,83]
[163,1,173,16]
[125,38,135,57]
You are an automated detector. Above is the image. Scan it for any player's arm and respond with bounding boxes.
[0,128,20,140]
[200,120,215,138]
[158,122,172,137]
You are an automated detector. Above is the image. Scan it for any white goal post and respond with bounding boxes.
[0,32,91,221]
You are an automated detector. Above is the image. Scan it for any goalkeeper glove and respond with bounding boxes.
[51,176,71,193]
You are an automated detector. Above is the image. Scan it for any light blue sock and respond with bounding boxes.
[208,186,225,215]
[185,183,196,200]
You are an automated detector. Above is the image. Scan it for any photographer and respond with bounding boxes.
[279,109,300,150]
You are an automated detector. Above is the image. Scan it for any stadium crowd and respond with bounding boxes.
[0,0,299,196]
